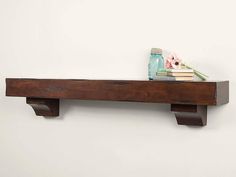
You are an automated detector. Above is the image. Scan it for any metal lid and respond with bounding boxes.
[151,48,162,54]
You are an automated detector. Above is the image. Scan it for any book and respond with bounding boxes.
[157,71,167,76]
[155,76,194,81]
[167,72,194,77]
[166,69,194,73]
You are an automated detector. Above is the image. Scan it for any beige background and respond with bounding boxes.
[0,0,235,176]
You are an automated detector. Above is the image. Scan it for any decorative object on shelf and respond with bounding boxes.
[6,78,229,126]
[148,48,165,80]
[151,49,208,81]
[156,69,194,81]
[165,53,182,69]
[181,63,208,81]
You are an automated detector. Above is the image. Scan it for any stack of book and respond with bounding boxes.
[156,69,194,81]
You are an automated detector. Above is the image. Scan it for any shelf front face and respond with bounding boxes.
[6,79,229,105]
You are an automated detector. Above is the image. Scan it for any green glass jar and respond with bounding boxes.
[148,48,164,80]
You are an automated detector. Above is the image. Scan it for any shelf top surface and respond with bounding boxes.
[6,78,229,83]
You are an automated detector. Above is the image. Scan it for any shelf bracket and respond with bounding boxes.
[26,98,59,117]
[171,104,207,126]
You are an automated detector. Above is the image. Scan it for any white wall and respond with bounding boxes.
[0,0,235,176]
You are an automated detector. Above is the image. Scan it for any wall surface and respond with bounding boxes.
[0,0,235,177]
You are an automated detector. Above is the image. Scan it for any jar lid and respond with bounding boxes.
[151,48,162,54]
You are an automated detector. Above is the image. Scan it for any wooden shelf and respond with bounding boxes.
[6,78,229,126]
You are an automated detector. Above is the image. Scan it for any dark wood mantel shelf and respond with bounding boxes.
[6,78,229,126]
